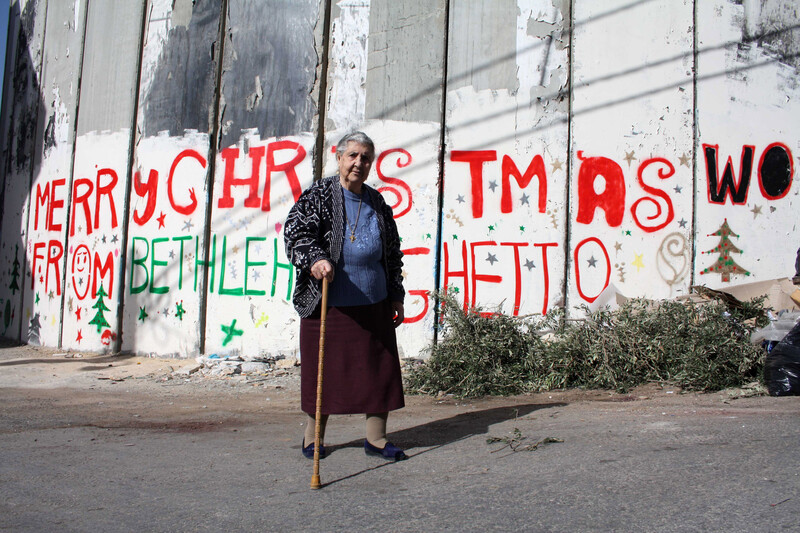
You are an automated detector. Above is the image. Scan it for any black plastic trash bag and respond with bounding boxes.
[764,322,800,396]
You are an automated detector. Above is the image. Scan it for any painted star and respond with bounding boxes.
[111,234,119,244]
[524,259,535,271]
[456,195,465,204]
[587,256,598,268]
[519,226,526,232]
[487,180,498,192]
[221,319,244,346]
[76,330,82,343]
[486,253,498,265]
[520,193,530,206]
[751,204,762,218]
[673,185,683,194]
[623,150,636,167]
[232,246,240,255]
[551,158,563,172]
[101,235,107,244]
[678,153,691,167]
[157,212,166,229]
[138,307,148,321]
[175,301,186,320]
[614,242,623,252]
[182,219,194,232]
[35,292,40,304]
[624,230,632,236]
[425,233,432,240]
[678,218,688,228]
[76,307,82,320]
[488,225,495,232]
[48,290,54,301]
[252,270,261,281]
[78,277,84,286]
[632,253,645,272]
[452,234,459,240]
[163,307,170,316]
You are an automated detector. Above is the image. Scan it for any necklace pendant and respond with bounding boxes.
[350,234,356,242]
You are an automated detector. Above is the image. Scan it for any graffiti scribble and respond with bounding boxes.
[656,232,689,285]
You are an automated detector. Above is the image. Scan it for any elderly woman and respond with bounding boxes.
[283,131,407,461]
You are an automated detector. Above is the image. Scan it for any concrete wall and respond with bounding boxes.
[1,0,798,358]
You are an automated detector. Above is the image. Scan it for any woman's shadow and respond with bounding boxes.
[321,400,565,487]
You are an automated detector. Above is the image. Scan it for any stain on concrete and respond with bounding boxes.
[217,0,318,147]
[141,0,223,137]
[738,0,800,70]
[9,0,45,173]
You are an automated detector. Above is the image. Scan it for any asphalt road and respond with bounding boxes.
[1,344,798,532]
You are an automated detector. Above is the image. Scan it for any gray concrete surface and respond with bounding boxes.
[1,343,798,532]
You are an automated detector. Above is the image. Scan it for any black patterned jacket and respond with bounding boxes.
[283,176,405,318]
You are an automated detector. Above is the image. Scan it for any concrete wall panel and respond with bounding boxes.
[567,0,695,309]
[442,0,571,317]
[217,0,320,148]
[693,0,800,288]
[204,0,324,357]
[23,0,87,346]
[122,0,223,356]
[324,0,447,358]
[0,0,47,341]
[61,0,145,352]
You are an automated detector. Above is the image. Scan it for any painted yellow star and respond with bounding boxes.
[632,253,645,272]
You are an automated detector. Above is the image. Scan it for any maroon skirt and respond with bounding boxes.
[300,300,405,415]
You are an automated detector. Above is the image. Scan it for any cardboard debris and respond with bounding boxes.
[711,278,799,312]
[587,282,630,312]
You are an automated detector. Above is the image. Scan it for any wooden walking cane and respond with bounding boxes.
[310,277,329,490]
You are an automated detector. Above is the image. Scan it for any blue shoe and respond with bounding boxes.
[364,440,408,461]
[302,440,326,460]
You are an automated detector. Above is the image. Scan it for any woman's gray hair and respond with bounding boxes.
[336,131,375,157]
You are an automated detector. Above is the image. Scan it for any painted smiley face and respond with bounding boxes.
[73,246,90,273]
[71,245,91,300]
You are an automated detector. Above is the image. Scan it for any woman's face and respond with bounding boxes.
[337,141,374,192]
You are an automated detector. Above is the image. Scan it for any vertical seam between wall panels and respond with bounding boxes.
[198,0,229,355]
[114,0,150,354]
[432,0,451,346]
[690,0,699,288]
[58,0,91,349]
[18,0,50,341]
[313,0,332,182]
[562,0,575,314]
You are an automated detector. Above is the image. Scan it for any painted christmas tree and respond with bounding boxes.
[700,219,750,282]
[9,245,20,294]
[88,284,111,333]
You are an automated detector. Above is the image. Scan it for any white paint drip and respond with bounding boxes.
[139,0,172,108]
[328,0,370,131]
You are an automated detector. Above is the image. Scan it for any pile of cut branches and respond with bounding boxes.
[405,291,769,398]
